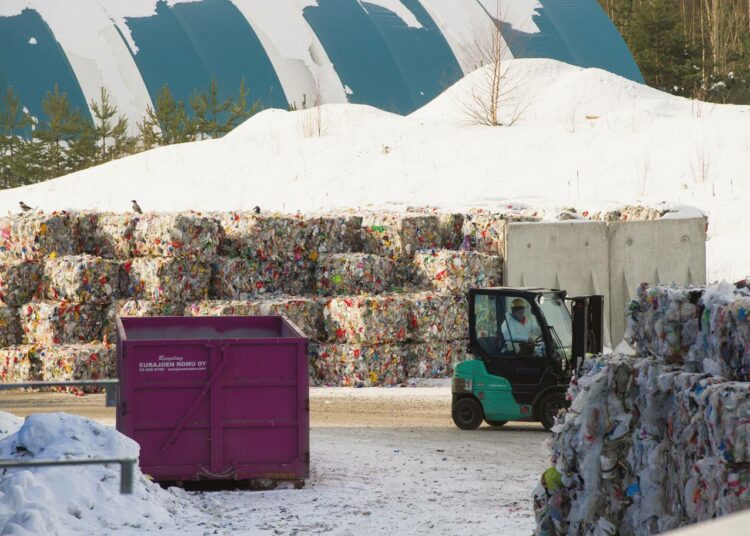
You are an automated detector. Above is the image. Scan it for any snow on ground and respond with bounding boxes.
[0,412,185,535]
[0,390,549,535]
[0,58,747,280]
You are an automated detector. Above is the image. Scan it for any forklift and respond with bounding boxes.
[451,288,603,431]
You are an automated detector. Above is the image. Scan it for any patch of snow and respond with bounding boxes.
[0,413,186,534]
[0,412,23,439]
[361,0,422,29]
[27,37,37,45]
[344,84,354,95]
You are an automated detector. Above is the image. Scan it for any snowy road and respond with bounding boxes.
[2,388,548,535]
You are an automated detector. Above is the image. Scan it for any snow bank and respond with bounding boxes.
[0,413,185,535]
[0,58,747,280]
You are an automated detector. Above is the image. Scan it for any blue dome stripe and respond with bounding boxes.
[170,0,287,108]
[364,0,464,111]
[0,8,90,123]
[303,0,415,113]
[125,1,211,109]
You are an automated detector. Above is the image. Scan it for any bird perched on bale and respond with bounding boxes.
[131,200,143,214]
[253,206,261,215]
[19,201,33,212]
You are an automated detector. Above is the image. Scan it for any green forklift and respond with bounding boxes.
[451,288,603,431]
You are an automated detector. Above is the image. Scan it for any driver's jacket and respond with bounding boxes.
[501,317,530,342]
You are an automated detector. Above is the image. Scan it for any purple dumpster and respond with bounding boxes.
[116,315,309,485]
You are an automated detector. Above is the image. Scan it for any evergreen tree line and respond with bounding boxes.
[0,79,259,189]
[598,0,750,103]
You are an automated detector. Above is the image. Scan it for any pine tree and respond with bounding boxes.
[34,85,83,179]
[66,115,98,172]
[0,87,32,188]
[191,78,233,139]
[227,78,260,131]
[90,87,134,163]
[146,85,194,145]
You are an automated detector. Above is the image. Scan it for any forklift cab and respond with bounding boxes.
[452,287,602,430]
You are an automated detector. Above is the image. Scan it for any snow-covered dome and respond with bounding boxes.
[0,0,642,124]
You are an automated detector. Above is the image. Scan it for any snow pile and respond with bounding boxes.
[0,412,185,535]
[0,58,745,280]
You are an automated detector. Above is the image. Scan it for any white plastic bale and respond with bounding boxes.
[0,259,42,306]
[101,299,185,343]
[315,254,396,296]
[131,212,221,258]
[323,295,411,344]
[19,301,107,346]
[309,343,407,386]
[125,257,210,302]
[0,345,41,382]
[40,343,116,393]
[404,340,469,378]
[589,205,669,222]
[0,210,79,261]
[43,255,122,303]
[361,212,442,258]
[408,292,468,342]
[411,249,502,293]
[625,283,703,364]
[78,212,140,258]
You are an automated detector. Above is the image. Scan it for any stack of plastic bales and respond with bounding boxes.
[405,292,469,378]
[536,281,750,536]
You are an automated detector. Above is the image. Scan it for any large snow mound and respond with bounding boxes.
[0,58,747,280]
[0,413,185,535]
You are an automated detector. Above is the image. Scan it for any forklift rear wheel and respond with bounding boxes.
[539,392,567,431]
[484,420,507,427]
[452,398,483,430]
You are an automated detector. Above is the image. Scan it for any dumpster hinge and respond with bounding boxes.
[120,401,127,417]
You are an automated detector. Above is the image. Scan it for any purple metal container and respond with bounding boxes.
[116,315,309,484]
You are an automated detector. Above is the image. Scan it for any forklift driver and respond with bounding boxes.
[501,298,544,356]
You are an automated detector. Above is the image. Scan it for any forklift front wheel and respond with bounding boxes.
[452,398,483,430]
[539,392,567,431]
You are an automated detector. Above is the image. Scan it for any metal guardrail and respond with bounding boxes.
[0,457,137,493]
[0,379,119,407]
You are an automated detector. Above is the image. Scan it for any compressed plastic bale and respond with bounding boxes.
[1,210,79,260]
[185,300,257,317]
[43,254,122,303]
[40,343,116,393]
[215,212,311,260]
[101,299,185,343]
[309,343,407,386]
[304,213,364,255]
[411,249,502,293]
[131,212,221,258]
[78,212,139,258]
[361,213,442,258]
[0,345,41,382]
[324,295,411,344]
[0,259,42,306]
[315,254,396,296]
[625,283,703,364]
[405,207,465,250]
[254,297,325,341]
[408,292,468,341]
[210,257,314,298]
[405,340,469,378]
[20,301,107,346]
[187,298,325,341]
[461,209,540,255]
[126,257,210,302]
[589,205,669,222]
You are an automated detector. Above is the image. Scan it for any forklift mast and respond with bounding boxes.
[570,295,604,365]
